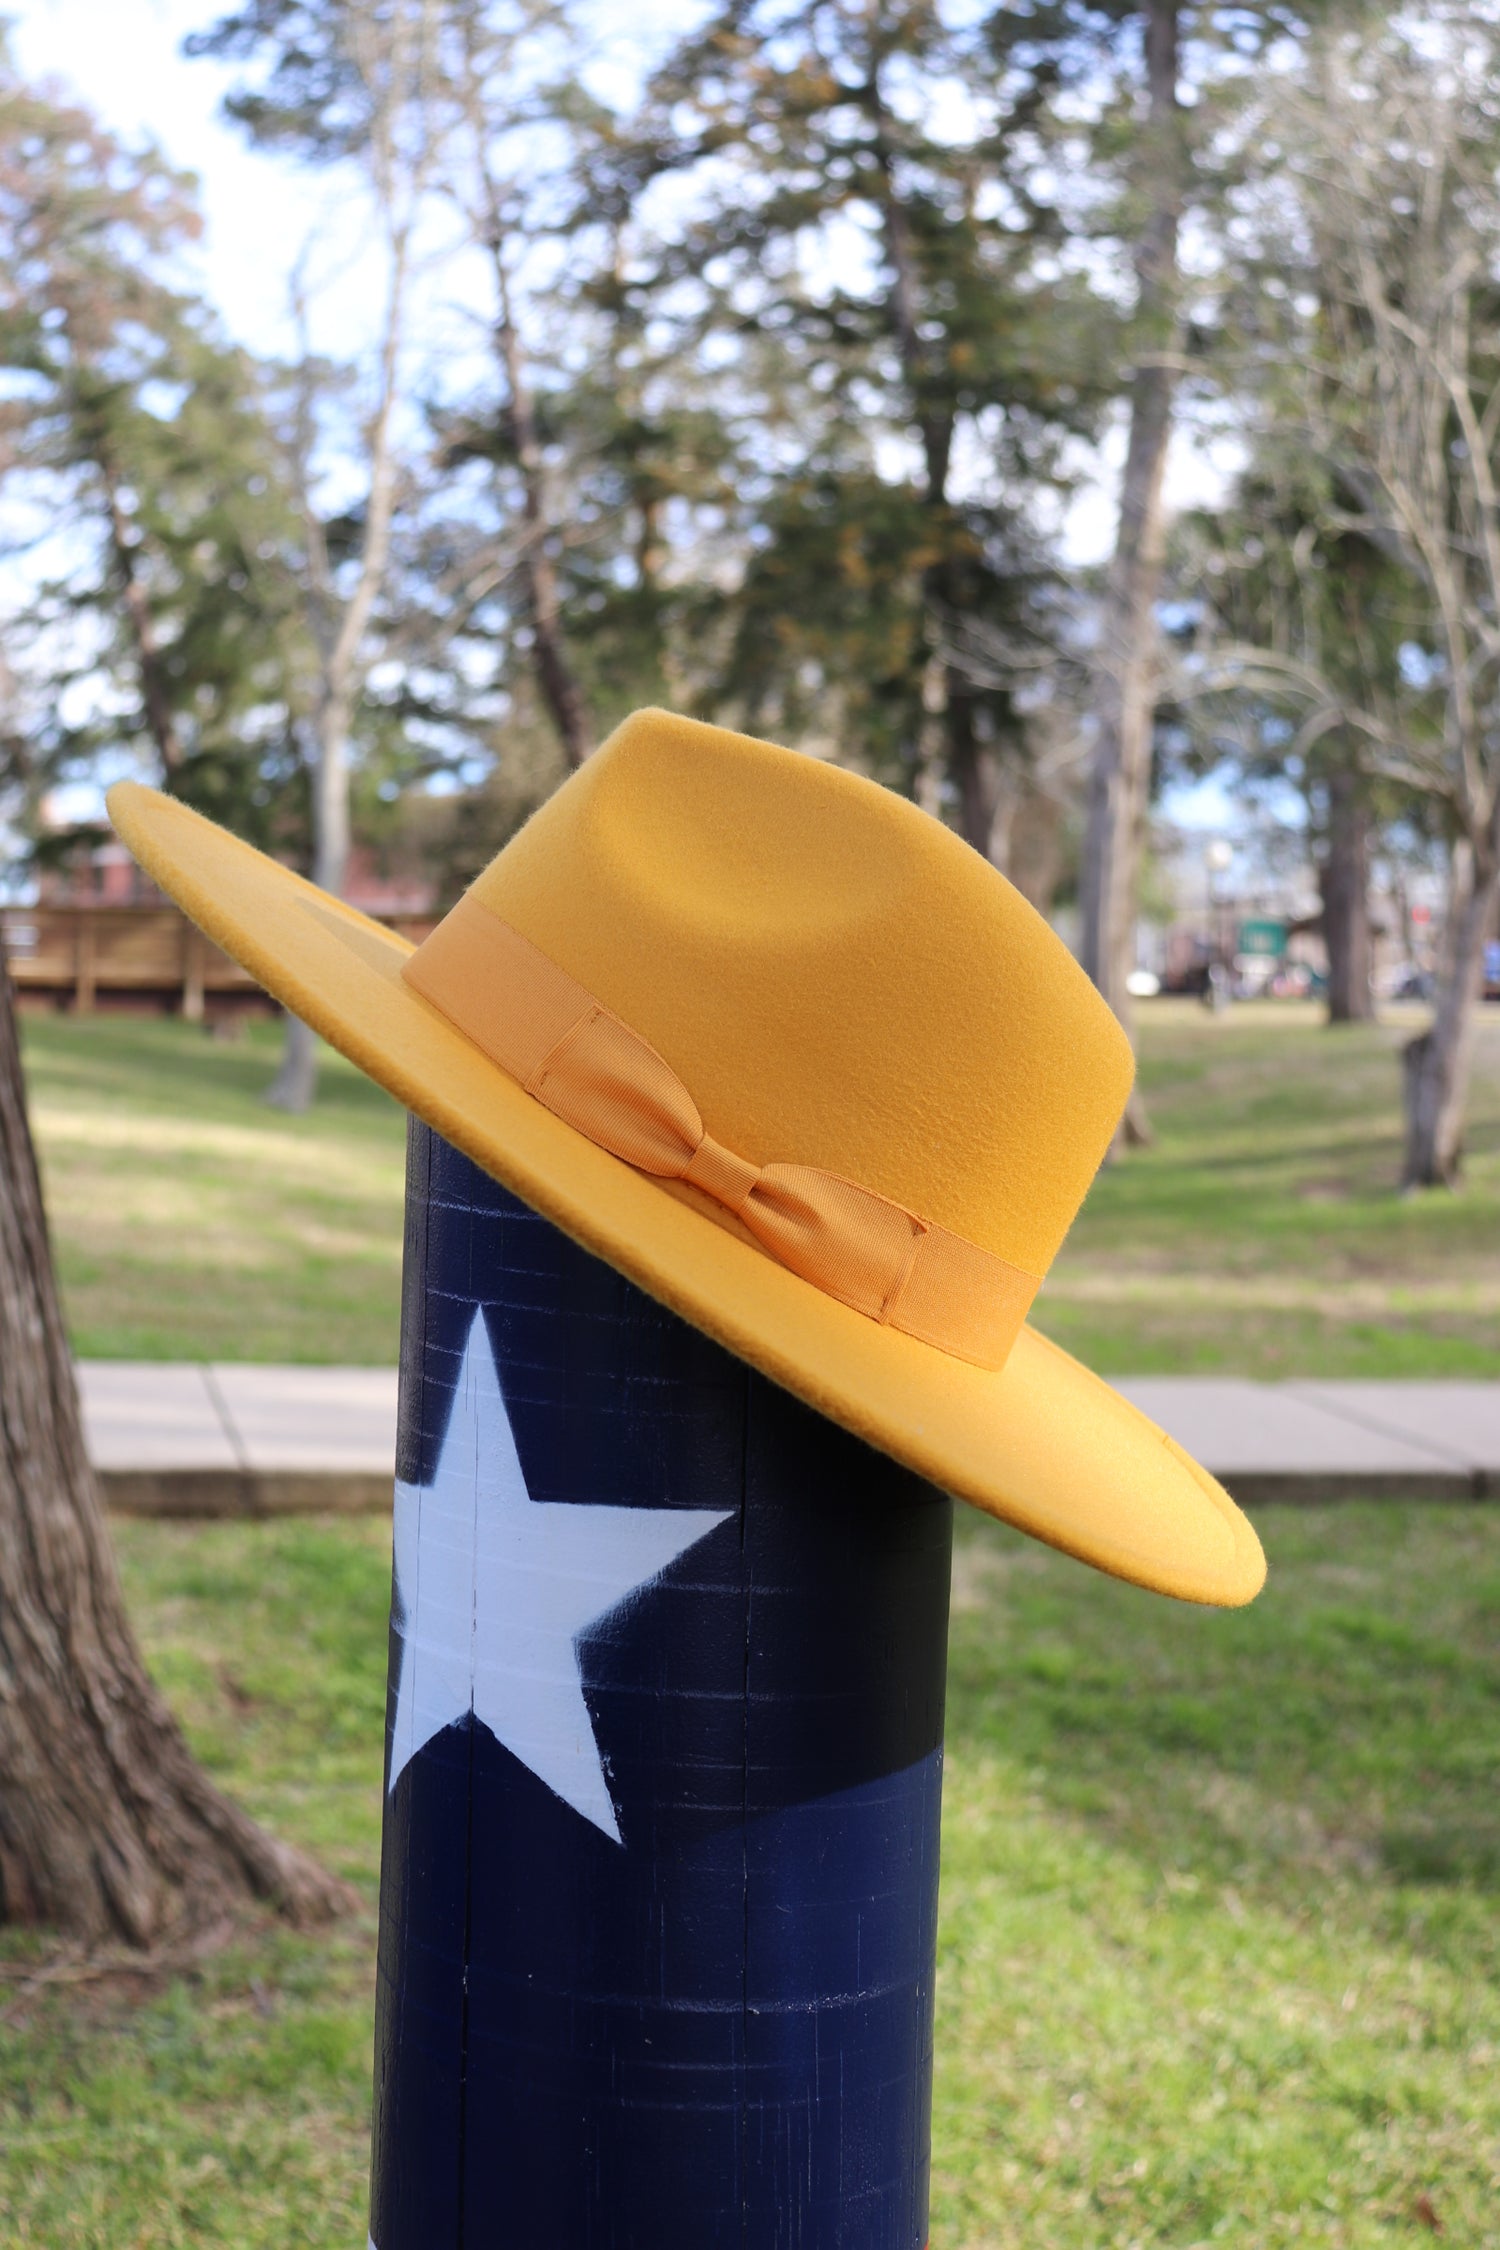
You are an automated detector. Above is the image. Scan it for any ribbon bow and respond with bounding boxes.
[402,900,1038,1368]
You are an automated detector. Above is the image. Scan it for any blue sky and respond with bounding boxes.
[13,1,322,352]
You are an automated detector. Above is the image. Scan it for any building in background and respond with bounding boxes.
[5,821,437,1017]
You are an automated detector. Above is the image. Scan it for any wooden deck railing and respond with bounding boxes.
[1,902,435,1017]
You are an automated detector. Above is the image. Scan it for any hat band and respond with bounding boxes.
[402,897,1039,1369]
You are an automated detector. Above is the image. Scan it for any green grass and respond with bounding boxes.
[935,1503,1500,2245]
[2,1504,1497,2246]
[18,998,1500,1374]
[0,1515,392,2250]
[19,1015,407,1363]
[1040,1000,1500,1378]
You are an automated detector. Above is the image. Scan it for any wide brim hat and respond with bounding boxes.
[108,710,1263,1607]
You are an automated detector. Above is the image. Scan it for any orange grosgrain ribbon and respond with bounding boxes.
[401,898,1040,1369]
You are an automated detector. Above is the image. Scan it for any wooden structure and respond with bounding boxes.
[1,903,435,1019]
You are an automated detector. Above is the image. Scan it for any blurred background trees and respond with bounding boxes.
[1174,5,1500,1181]
[0,69,310,852]
[2,2,1500,1177]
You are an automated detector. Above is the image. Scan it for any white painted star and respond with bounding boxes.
[388,1309,731,1842]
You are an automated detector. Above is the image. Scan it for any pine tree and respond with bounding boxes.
[619,0,1112,861]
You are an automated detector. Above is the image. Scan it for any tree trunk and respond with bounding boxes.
[269,68,420,1119]
[1401,835,1498,1188]
[490,239,592,773]
[523,524,593,774]
[1078,0,1183,1148]
[0,937,351,1944]
[1319,765,1376,1024]
[912,647,949,818]
[265,1012,320,1113]
[1008,786,1067,919]
[949,707,1019,870]
[949,725,1071,924]
[1392,864,1422,989]
[454,23,593,776]
[102,457,185,778]
[267,697,350,1114]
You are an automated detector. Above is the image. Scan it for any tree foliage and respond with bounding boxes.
[614,0,1115,848]
[3,3,1500,1169]
[1179,8,1500,1175]
[0,64,311,855]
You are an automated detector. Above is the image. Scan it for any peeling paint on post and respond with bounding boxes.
[368,1121,952,2249]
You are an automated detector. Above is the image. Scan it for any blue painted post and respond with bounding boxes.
[369,1121,953,2250]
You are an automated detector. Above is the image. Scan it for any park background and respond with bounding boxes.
[0,2,1498,2244]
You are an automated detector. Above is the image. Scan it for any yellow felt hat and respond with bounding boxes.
[107,709,1263,1607]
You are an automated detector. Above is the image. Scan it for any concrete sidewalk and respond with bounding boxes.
[81,1362,398,1518]
[77,1362,1500,1518]
[1114,1378,1500,1505]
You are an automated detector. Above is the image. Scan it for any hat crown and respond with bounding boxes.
[464,711,1131,1279]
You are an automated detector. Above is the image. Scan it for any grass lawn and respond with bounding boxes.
[18,999,1500,1376]
[19,1015,408,1364]
[1,1501,1496,2247]
[1041,1000,1500,1380]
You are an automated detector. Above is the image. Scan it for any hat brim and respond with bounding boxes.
[107,784,1264,1608]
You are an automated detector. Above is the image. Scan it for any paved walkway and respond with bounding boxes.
[77,1363,1500,1517]
[81,1362,398,1517]
[1114,1378,1500,1504]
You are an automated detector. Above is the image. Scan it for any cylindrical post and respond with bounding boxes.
[370,1121,953,2250]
